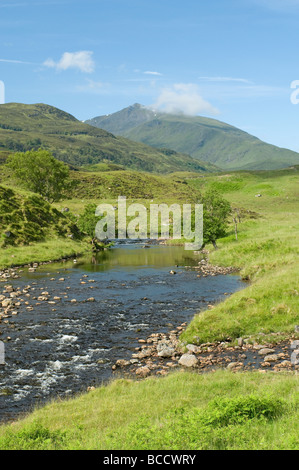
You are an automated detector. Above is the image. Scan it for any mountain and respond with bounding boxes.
[85,104,299,171]
[0,103,216,174]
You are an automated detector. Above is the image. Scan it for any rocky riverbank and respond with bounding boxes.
[111,323,299,379]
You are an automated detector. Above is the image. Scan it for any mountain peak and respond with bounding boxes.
[86,104,299,171]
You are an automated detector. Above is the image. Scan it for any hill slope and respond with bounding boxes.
[0,103,216,174]
[86,104,299,171]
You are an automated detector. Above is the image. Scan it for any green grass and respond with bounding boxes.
[0,103,213,173]
[86,103,299,171]
[0,238,89,269]
[0,166,299,450]
[0,371,298,450]
[180,167,299,345]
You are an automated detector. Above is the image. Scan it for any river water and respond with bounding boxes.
[0,243,245,423]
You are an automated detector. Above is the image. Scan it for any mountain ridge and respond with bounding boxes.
[85,104,299,171]
[0,102,216,174]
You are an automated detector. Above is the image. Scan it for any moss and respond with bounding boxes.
[0,185,82,247]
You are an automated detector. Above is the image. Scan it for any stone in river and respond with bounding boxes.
[178,354,198,368]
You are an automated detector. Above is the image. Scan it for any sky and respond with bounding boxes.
[1,0,299,151]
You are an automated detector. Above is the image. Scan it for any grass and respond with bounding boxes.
[0,370,298,450]
[0,103,212,173]
[0,237,89,270]
[180,167,299,345]
[0,165,299,450]
[90,105,299,171]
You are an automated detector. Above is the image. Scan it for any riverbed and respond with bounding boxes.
[0,243,245,423]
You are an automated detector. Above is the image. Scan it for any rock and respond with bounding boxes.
[157,345,175,358]
[169,270,176,275]
[277,360,292,368]
[137,349,152,359]
[237,337,244,347]
[115,359,130,367]
[86,297,95,302]
[227,362,243,370]
[263,354,279,362]
[178,354,198,368]
[258,348,275,356]
[295,325,299,333]
[135,366,150,377]
[186,344,199,353]
[1,299,12,308]
[156,340,176,358]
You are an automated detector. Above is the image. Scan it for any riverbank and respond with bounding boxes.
[0,369,298,450]
[111,321,298,380]
[0,238,89,271]
[0,168,298,450]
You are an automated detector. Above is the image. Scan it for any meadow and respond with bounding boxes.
[0,165,298,450]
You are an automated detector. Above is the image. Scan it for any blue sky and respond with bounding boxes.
[1,0,299,151]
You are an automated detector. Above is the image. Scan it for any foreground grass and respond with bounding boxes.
[0,371,298,450]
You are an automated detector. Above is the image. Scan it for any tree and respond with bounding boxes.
[77,203,106,251]
[202,190,231,249]
[6,149,71,203]
[77,203,98,238]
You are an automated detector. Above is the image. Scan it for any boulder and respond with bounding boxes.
[258,348,275,356]
[178,353,198,368]
[264,354,279,362]
[135,366,151,378]
[186,344,200,354]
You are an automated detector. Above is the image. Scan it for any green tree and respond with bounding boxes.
[77,203,106,252]
[202,190,231,249]
[6,149,71,203]
[77,203,98,238]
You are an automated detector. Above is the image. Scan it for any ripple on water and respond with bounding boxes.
[0,245,245,423]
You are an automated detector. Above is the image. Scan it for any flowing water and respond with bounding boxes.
[0,243,245,423]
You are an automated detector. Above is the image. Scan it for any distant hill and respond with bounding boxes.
[0,103,216,174]
[86,104,299,171]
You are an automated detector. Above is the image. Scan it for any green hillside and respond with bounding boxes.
[0,103,215,174]
[1,166,299,450]
[0,185,82,248]
[86,104,299,171]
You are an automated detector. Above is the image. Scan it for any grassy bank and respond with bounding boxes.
[181,167,299,345]
[0,371,298,450]
[0,238,89,270]
[0,167,298,450]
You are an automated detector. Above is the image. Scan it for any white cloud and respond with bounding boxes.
[143,71,162,76]
[151,83,219,116]
[0,58,34,64]
[199,76,253,84]
[44,51,95,73]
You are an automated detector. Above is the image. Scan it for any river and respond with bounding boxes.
[0,243,245,423]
